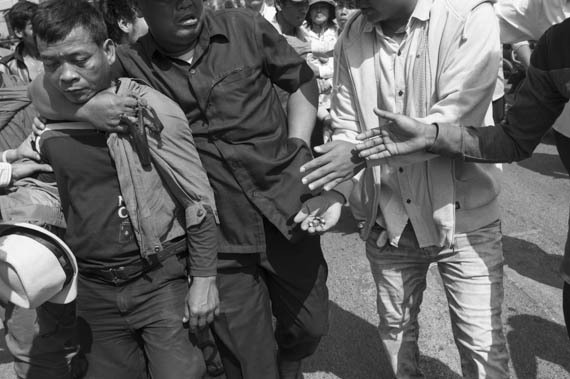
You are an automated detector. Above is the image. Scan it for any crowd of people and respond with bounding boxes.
[0,0,566,379]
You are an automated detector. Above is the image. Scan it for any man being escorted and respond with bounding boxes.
[300,0,508,378]
[31,1,219,377]
[31,0,340,377]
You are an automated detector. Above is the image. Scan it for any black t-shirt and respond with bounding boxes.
[40,128,140,270]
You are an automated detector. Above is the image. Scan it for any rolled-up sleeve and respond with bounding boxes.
[132,82,219,277]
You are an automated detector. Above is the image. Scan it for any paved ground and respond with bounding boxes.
[0,140,567,378]
[303,139,570,379]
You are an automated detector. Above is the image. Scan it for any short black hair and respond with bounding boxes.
[32,0,108,46]
[5,1,38,33]
[98,0,137,43]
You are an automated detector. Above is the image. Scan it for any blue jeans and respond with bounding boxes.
[76,253,205,379]
[366,221,509,379]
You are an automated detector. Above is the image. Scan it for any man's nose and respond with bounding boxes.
[60,63,79,84]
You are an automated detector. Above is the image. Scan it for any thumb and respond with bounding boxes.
[183,297,190,323]
[374,108,400,123]
[313,141,336,154]
[37,164,53,173]
[293,206,309,224]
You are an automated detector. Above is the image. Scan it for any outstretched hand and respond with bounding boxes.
[293,191,344,234]
[300,140,365,192]
[354,109,437,160]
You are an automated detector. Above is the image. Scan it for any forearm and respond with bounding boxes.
[186,208,218,277]
[430,121,544,163]
[29,74,82,120]
[287,79,318,145]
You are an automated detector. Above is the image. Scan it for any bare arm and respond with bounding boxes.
[287,78,318,145]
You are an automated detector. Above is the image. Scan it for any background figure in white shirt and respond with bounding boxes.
[495,0,570,139]
[302,0,337,143]
[335,0,356,33]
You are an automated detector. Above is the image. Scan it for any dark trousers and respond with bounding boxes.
[212,221,329,379]
[556,130,570,340]
[4,302,79,379]
[562,282,570,338]
[76,254,205,379]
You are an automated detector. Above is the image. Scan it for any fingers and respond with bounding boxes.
[119,95,138,116]
[32,117,47,136]
[36,164,53,172]
[305,170,343,192]
[300,208,320,231]
[300,154,328,174]
[293,207,309,224]
[356,127,382,140]
[355,135,384,151]
[373,108,400,121]
[357,144,389,159]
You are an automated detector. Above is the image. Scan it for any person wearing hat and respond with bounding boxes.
[0,222,81,379]
[302,0,338,146]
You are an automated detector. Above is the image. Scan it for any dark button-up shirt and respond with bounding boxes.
[113,8,315,253]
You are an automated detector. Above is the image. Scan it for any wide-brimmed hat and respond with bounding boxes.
[0,223,77,309]
[308,0,336,7]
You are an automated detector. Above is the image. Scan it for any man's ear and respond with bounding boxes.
[14,28,23,39]
[117,18,132,34]
[102,38,116,66]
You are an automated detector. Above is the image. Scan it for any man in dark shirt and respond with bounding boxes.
[30,1,220,378]
[31,0,345,377]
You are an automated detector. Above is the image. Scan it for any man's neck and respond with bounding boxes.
[21,42,39,60]
[378,0,417,38]
[151,31,199,58]
[276,12,297,36]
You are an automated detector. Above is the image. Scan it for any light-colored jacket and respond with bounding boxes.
[332,0,502,247]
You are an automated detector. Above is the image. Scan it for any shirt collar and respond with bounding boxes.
[140,10,229,61]
[13,42,26,65]
[362,0,432,34]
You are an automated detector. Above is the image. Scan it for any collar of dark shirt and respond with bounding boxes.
[139,10,230,63]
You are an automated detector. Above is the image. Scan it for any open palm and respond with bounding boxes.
[355,109,434,160]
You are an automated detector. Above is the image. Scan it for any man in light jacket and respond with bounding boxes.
[299,0,508,377]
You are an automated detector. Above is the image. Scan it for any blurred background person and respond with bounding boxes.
[98,0,148,45]
[0,1,42,82]
[302,0,337,145]
[334,0,355,34]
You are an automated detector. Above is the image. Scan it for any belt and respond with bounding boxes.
[80,238,187,286]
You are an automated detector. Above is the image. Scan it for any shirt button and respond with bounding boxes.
[197,209,205,217]
[406,199,411,204]
[398,90,404,96]
[398,167,404,173]
[397,50,402,56]
[154,246,160,253]
[251,190,258,198]
[189,69,196,75]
